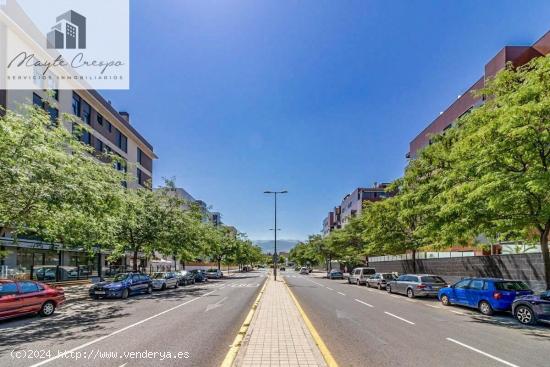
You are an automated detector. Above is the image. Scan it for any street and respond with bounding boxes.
[283,270,550,367]
[0,271,267,367]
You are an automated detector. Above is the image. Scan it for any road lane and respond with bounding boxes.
[284,271,550,367]
[0,271,267,367]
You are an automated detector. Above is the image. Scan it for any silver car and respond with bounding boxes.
[205,268,223,279]
[387,274,446,298]
[348,267,376,285]
[366,273,397,290]
[151,272,179,290]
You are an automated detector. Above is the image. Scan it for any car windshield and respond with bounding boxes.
[152,273,165,279]
[207,269,217,272]
[495,281,530,291]
[113,274,129,282]
[420,276,446,283]
[382,274,395,280]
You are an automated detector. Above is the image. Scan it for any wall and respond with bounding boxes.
[369,253,547,292]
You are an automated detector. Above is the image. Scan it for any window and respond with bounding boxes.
[82,100,91,124]
[97,114,104,126]
[72,93,81,117]
[0,283,18,296]
[420,276,445,283]
[454,280,470,289]
[495,281,530,291]
[95,138,104,152]
[137,168,145,186]
[469,280,484,290]
[33,93,43,107]
[107,121,112,133]
[48,106,59,124]
[137,147,143,165]
[115,130,128,152]
[82,131,91,145]
[19,281,40,294]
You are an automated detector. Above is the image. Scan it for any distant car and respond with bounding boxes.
[299,267,309,275]
[176,271,196,286]
[366,273,397,290]
[328,270,344,280]
[0,280,65,320]
[189,269,208,282]
[151,272,179,290]
[438,278,533,315]
[512,290,550,325]
[388,274,446,298]
[206,269,223,279]
[89,272,152,299]
[279,267,286,271]
[348,267,376,285]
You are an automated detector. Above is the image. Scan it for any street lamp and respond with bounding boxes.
[264,190,288,281]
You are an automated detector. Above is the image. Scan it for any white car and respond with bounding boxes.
[205,269,223,279]
[299,267,309,275]
[151,272,179,290]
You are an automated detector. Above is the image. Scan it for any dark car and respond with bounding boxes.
[89,272,152,299]
[328,270,344,280]
[388,274,447,298]
[189,269,208,282]
[438,278,533,315]
[0,280,65,320]
[512,290,550,325]
[176,271,196,286]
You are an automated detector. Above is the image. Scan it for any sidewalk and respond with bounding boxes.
[234,275,328,367]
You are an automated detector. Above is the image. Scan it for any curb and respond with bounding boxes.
[283,278,339,367]
[220,276,268,367]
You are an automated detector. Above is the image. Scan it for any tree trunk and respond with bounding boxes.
[541,227,550,290]
[217,259,221,270]
[411,249,417,274]
[133,250,138,272]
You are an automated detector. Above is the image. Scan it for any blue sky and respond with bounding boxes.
[102,0,550,241]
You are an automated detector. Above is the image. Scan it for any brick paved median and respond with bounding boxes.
[234,275,327,367]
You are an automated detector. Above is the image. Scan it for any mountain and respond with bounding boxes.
[252,240,300,254]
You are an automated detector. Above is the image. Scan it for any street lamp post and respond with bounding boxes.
[264,190,287,281]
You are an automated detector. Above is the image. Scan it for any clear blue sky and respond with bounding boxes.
[102,0,550,241]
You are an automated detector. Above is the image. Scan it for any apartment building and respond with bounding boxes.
[156,187,224,227]
[408,30,550,159]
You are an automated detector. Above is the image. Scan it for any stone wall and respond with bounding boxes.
[369,253,547,292]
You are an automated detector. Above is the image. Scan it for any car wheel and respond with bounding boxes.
[348,278,351,284]
[441,294,451,306]
[121,289,129,299]
[147,285,153,294]
[378,283,382,290]
[356,279,360,286]
[175,282,179,288]
[91,294,99,300]
[161,284,166,291]
[479,300,494,316]
[515,305,536,325]
[387,285,392,293]
[39,301,55,317]
[407,288,415,298]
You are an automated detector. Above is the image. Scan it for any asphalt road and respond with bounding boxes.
[283,270,550,367]
[0,270,267,367]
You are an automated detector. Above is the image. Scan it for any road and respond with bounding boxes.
[283,270,550,367]
[0,270,267,367]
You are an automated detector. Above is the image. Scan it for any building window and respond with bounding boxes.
[82,130,91,145]
[97,113,103,126]
[115,129,128,153]
[82,101,91,124]
[72,93,81,117]
[107,121,112,133]
[95,138,104,153]
[33,93,43,107]
[137,147,144,165]
[48,106,59,124]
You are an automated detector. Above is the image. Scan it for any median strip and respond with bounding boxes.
[384,311,415,325]
[446,338,519,367]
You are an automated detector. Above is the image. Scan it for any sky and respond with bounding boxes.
[101,0,550,241]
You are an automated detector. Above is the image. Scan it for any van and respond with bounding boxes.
[348,267,376,285]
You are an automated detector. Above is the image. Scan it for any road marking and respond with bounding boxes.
[29,290,217,367]
[384,312,415,325]
[354,299,374,308]
[424,303,441,309]
[118,364,127,367]
[451,310,465,315]
[326,287,334,291]
[337,292,346,296]
[446,338,520,367]
[405,298,418,303]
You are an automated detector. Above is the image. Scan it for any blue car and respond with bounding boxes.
[512,290,550,325]
[89,272,153,299]
[438,278,533,315]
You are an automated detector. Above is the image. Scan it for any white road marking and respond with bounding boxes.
[405,298,418,303]
[451,310,465,315]
[446,338,520,367]
[326,287,334,291]
[355,299,374,308]
[337,292,346,296]
[118,364,127,367]
[424,303,441,309]
[28,290,217,367]
[384,312,415,325]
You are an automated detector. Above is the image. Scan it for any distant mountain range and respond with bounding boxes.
[253,240,300,254]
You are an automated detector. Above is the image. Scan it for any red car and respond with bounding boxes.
[0,280,65,321]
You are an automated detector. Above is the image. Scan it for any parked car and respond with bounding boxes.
[438,278,533,315]
[348,267,376,285]
[89,272,152,299]
[367,273,397,289]
[388,274,446,298]
[206,269,223,279]
[152,272,179,290]
[512,290,550,325]
[34,265,82,282]
[176,271,196,286]
[0,280,65,320]
[328,269,344,280]
[189,269,208,282]
[299,267,309,275]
